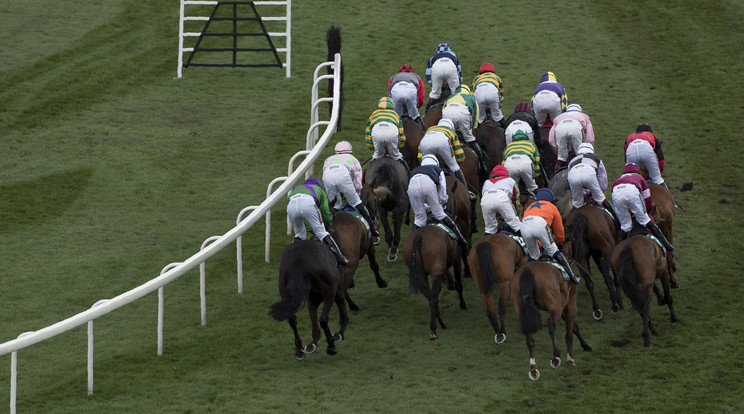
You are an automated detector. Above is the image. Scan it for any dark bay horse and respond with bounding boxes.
[475,119,506,173]
[401,117,424,170]
[611,230,677,348]
[564,205,622,320]
[402,225,468,340]
[511,261,593,380]
[268,240,349,360]
[423,104,443,130]
[468,233,528,344]
[538,122,559,179]
[333,185,387,311]
[364,157,409,261]
[546,168,572,221]
[649,183,679,288]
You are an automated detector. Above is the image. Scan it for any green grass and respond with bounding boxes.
[1,0,743,412]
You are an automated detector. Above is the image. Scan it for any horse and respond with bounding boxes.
[446,176,473,257]
[563,205,622,320]
[268,239,349,360]
[402,225,468,340]
[364,157,409,261]
[401,117,424,170]
[538,122,559,179]
[511,261,593,380]
[423,103,443,130]
[649,183,679,288]
[546,168,572,221]
[475,119,506,174]
[611,225,678,348]
[333,185,388,311]
[468,233,528,344]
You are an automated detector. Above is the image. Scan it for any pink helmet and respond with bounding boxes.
[334,141,353,154]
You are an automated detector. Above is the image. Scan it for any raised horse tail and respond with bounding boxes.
[326,26,343,131]
[617,245,649,314]
[268,271,311,321]
[408,233,428,294]
[475,242,496,295]
[518,266,543,335]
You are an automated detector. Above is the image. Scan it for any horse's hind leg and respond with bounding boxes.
[599,255,621,313]
[306,298,322,354]
[318,297,338,355]
[572,322,593,351]
[367,247,387,288]
[496,288,509,343]
[334,289,349,343]
[580,261,602,320]
[547,315,562,368]
[526,334,540,381]
[453,261,467,310]
[429,275,446,340]
[344,290,360,312]
[288,315,305,360]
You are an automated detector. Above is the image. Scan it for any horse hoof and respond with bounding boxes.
[429,333,438,341]
[611,304,621,314]
[529,368,540,381]
[377,280,388,288]
[326,346,338,356]
[567,358,576,367]
[372,236,381,245]
[593,309,603,321]
[494,333,506,344]
[303,343,316,354]
[295,350,305,361]
[333,332,343,342]
[550,357,561,369]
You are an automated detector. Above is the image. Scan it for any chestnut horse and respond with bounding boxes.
[401,117,424,170]
[649,183,679,288]
[468,233,528,344]
[511,261,593,380]
[268,240,349,360]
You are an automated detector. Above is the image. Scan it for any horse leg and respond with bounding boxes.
[470,198,478,234]
[526,334,540,381]
[367,244,387,288]
[483,293,501,343]
[564,313,576,366]
[390,209,405,261]
[548,315,562,368]
[660,271,678,323]
[379,212,394,261]
[334,288,349,343]
[599,254,621,314]
[653,283,666,306]
[496,285,509,344]
[306,296,321,354]
[572,322,593,351]
[318,296,338,355]
[580,258,602,320]
[453,260,467,310]
[288,315,305,360]
[343,290,360,312]
[430,274,446,339]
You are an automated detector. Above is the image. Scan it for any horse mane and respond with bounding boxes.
[518,266,543,335]
[617,245,649,314]
[475,242,496,294]
[268,269,312,321]
[407,233,428,294]
[326,26,344,131]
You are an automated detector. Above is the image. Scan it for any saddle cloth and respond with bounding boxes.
[341,205,371,239]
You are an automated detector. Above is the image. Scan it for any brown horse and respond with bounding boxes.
[269,240,349,360]
[333,186,387,311]
[401,117,424,170]
[511,261,593,380]
[564,205,622,320]
[402,225,468,340]
[649,183,678,288]
[468,233,528,343]
[611,228,677,348]
[423,104,443,130]
[475,119,506,173]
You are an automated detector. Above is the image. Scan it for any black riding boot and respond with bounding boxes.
[441,216,469,255]
[553,251,580,284]
[397,158,411,175]
[323,235,349,266]
[415,116,426,129]
[601,199,621,229]
[355,204,380,238]
[645,221,674,257]
[453,169,475,201]
[467,140,488,180]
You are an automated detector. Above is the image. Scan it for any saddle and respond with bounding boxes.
[537,255,572,282]
[340,204,372,239]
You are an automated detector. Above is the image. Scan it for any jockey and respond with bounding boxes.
[521,188,580,284]
[287,177,349,266]
[365,97,409,172]
[470,62,505,127]
[408,154,469,257]
[624,123,668,189]
[531,71,568,127]
[442,84,487,175]
[418,118,471,197]
[425,43,462,109]
[504,101,539,146]
[481,165,521,236]
[611,162,674,255]
[549,103,595,170]
[566,143,619,227]
[323,141,380,239]
[388,64,426,128]
[502,130,542,197]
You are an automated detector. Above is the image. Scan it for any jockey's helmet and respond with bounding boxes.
[334,141,353,154]
[566,104,582,113]
[457,84,472,94]
[535,188,556,203]
[636,123,653,133]
[512,130,529,141]
[304,177,322,188]
[479,62,495,74]
[514,101,531,113]
[421,154,439,167]
[377,96,394,110]
[490,165,509,178]
[436,43,451,53]
[577,142,594,154]
[399,64,415,73]
[438,118,455,130]
[622,162,640,174]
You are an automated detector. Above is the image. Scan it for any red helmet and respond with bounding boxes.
[479,62,495,74]
[491,165,509,178]
[399,64,415,73]
[622,162,640,174]
[334,141,353,154]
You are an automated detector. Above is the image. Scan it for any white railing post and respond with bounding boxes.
[236,206,259,294]
[158,263,183,356]
[199,236,222,325]
[87,299,110,395]
[10,332,34,414]
[265,177,288,263]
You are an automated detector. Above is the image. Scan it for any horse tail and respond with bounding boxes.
[569,213,589,261]
[268,270,312,321]
[518,266,543,335]
[408,233,428,294]
[475,242,496,295]
[617,245,648,314]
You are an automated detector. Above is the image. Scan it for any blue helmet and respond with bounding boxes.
[436,43,451,53]
[535,188,555,203]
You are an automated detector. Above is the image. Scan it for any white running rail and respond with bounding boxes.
[1,53,341,413]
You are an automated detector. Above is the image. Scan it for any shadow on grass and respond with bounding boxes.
[0,167,92,233]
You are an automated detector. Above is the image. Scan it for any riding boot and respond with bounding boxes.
[553,251,580,284]
[660,181,670,190]
[355,204,380,239]
[645,221,674,257]
[498,118,506,129]
[415,116,426,130]
[467,140,488,179]
[441,216,470,259]
[601,199,621,229]
[322,235,349,266]
[453,169,475,201]
[397,158,411,175]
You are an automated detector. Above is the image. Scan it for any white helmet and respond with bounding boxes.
[566,103,582,113]
[438,118,455,130]
[421,154,439,166]
[577,142,594,154]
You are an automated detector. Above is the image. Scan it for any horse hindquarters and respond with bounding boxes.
[617,245,653,347]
